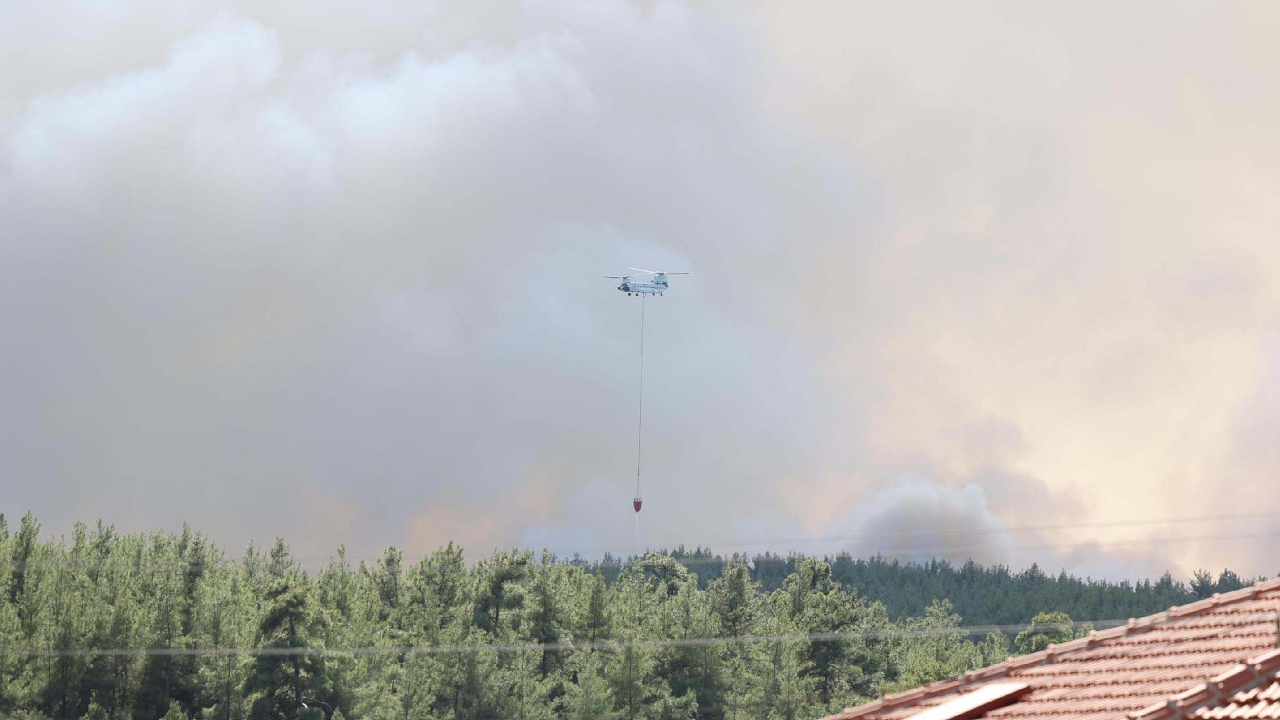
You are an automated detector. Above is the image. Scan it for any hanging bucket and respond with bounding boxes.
[633,498,643,513]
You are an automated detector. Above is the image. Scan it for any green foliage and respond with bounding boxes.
[163,700,192,720]
[566,652,617,720]
[888,601,988,692]
[1013,611,1090,654]
[84,699,109,720]
[976,631,1011,667]
[731,615,817,720]
[245,576,330,720]
[708,562,755,641]
[1191,569,1216,599]
[655,551,1227,626]
[579,572,612,646]
[0,516,1255,720]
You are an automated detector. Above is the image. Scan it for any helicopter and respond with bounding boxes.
[606,267,690,296]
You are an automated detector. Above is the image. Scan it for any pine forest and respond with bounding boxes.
[0,514,1258,720]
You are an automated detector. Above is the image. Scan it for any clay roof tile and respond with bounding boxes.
[824,579,1280,720]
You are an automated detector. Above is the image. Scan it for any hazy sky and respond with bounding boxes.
[4,0,1280,579]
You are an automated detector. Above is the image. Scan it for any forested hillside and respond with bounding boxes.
[594,548,1253,624]
[0,514,1251,720]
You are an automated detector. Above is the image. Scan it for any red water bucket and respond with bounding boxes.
[632,498,643,513]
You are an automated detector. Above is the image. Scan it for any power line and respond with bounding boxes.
[663,528,1280,565]
[346,524,1280,570]
[284,509,1280,565]
[6,529,1280,573]
[0,619,1119,658]
[697,510,1280,549]
[7,511,1280,572]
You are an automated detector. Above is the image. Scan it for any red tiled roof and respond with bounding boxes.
[822,579,1280,720]
[1192,675,1280,720]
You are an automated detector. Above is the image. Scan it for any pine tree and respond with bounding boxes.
[472,550,530,635]
[193,567,253,720]
[433,628,503,720]
[524,555,568,678]
[604,568,696,720]
[85,531,147,720]
[39,526,101,720]
[245,577,328,720]
[8,510,46,698]
[266,540,295,582]
[407,543,467,641]
[0,567,26,712]
[395,652,446,720]
[496,646,558,720]
[659,577,726,719]
[889,600,980,690]
[779,559,882,710]
[565,653,617,720]
[578,573,611,647]
[8,514,40,625]
[708,562,755,642]
[1190,569,1216,599]
[726,614,815,720]
[605,643,661,720]
[368,548,403,628]
[136,536,195,720]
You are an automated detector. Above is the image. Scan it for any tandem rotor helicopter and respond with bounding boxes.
[606,267,690,296]
[606,267,691,517]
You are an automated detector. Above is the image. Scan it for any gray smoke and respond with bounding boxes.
[4,1,1280,578]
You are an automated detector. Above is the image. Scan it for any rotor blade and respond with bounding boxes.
[663,272,690,275]
[605,276,627,279]
[628,267,658,274]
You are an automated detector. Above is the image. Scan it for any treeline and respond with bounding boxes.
[590,547,1256,624]
[0,514,1246,720]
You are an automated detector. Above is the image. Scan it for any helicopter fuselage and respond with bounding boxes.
[617,278,668,295]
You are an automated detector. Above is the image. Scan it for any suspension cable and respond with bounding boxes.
[635,294,645,501]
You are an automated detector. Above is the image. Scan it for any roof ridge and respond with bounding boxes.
[826,579,1280,720]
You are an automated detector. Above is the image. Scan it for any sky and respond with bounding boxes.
[3,0,1280,580]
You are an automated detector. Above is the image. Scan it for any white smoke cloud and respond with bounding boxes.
[1,4,835,560]
[3,1,1280,579]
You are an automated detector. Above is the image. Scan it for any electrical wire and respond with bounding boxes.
[697,510,1280,549]
[0,620,1119,658]
[410,510,1280,566]
[6,511,1280,572]
[6,529,1280,573]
